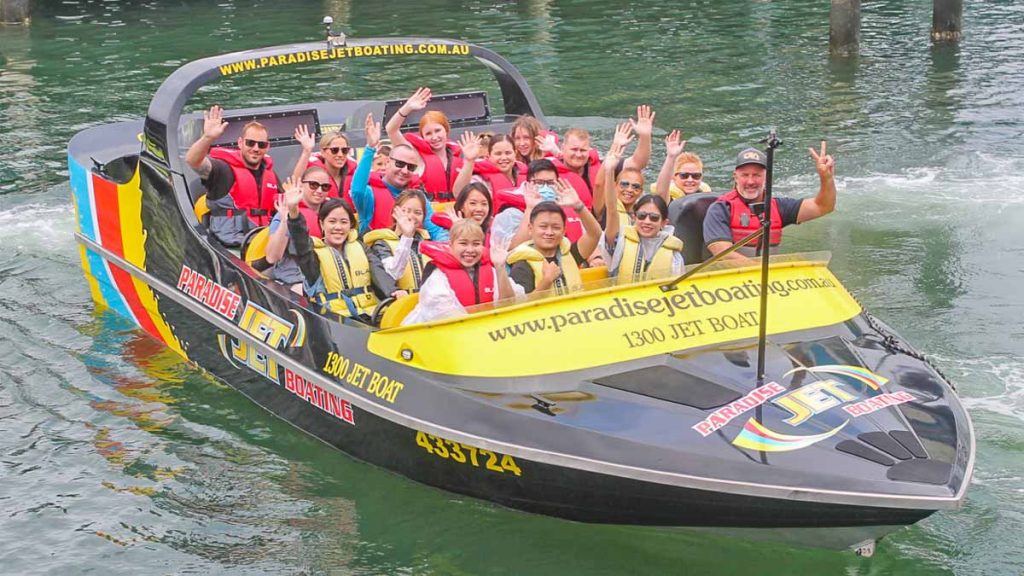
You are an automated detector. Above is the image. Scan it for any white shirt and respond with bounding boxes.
[402,267,501,325]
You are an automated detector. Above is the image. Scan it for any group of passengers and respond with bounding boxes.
[185,88,836,325]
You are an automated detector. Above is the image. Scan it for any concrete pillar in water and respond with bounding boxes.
[932,0,963,42]
[829,0,860,56]
[1,0,32,25]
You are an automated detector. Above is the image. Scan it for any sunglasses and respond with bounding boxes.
[675,172,702,180]
[327,146,351,156]
[618,181,642,191]
[244,139,269,149]
[635,211,663,223]
[392,158,419,172]
[303,180,331,192]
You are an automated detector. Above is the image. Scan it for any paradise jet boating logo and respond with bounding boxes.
[694,365,917,453]
[218,301,306,382]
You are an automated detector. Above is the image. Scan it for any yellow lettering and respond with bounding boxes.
[776,395,813,426]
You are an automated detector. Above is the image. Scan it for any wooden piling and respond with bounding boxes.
[932,0,963,42]
[829,0,860,56]
[0,0,32,25]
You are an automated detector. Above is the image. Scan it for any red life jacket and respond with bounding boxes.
[405,133,463,201]
[474,159,526,197]
[550,157,596,209]
[308,153,356,209]
[718,189,783,248]
[420,242,496,307]
[365,172,426,231]
[208,147,279,226]
[298,202,322,238]
[494,189,526,214]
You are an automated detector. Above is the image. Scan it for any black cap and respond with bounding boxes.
[735,148,767,169]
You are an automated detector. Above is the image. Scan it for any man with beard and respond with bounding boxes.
[703,142,836,260]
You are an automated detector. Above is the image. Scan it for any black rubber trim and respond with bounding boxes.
[887,459,953,485]
[836,440,895,467]
[593,366,742,410]
[859,432,913,460]
[890,430,929,459]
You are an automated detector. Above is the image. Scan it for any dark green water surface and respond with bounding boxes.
[2,1,1023,574]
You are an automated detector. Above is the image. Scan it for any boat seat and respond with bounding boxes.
[669,192,719,265]
[241,226,273,271]
[194,194,210,224]
[379,293,420,329]
[580,265,608,284]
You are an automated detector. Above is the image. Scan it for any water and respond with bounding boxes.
[2,1,1023,573]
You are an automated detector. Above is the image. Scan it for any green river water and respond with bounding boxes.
[1,1,1023,574]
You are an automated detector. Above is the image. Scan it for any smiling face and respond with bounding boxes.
[673,161,704,195]
[529,210,565,255]
[561,134,591,171]
[617,169,644,208]
[460,189,490,224]
[396,196,425,229]
[632,198,667,239]
[322,206,353,249]
[451,232,485,268]
[237,126,269,168]
[321,136,350,171]
[733,164,767,201]
[489,140,516,173]
[385,145,420,188]
[420,121,448,152]
[512,125,535,159]
[302,169,331,208]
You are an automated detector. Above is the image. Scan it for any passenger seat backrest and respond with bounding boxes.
[669,192,720,265]
[194,194,210,224]
[240,226,272,272]
[379,293,420,329]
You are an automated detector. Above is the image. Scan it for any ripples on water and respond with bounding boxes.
[1,0,1024,573]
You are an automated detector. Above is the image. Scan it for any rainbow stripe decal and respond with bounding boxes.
[70,154,185,358]
[732,417,847,452]
[784,364,888,391]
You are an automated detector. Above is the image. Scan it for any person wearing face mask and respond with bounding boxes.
[599,143,684,283]
[401,220,517,325]
[283,186,377,321]
[265,168,331,292]
[185,105,281,247]
[385,86,464,201]
[703,142,836,260]
[365,190,432,300]
[653,130,712,201]
[491,159,593,249]
[350,113,448,240]
[291,125,357,209]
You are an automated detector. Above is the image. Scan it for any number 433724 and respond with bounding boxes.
[415,431,523,476]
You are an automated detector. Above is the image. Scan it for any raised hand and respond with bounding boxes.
[459,131,482,162]
[365,112,381,149]
[523,181,543,211]
[490,236,510,267]
[394,207,418,237]
[633,105,655,137]
[555,178,582,209]
[603,141,627,169]
[402,87,432,114]
[294,124,316,151]
[203,105,229,140]
[809,140,835,179]
[444,204,464,224]
[535,133,559,155]
[280,176,304,215]
[664,129,686,157]
[611,121,635,150]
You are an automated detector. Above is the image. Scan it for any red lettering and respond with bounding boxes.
[205,283,223,308]
[719,406,737,420]
[693,421,714,437]
[177,266,192,291]
[340,400,354,424]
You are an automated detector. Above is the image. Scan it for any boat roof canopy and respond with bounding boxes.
[143,37,545,172]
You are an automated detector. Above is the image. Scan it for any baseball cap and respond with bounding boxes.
[735,148,767,169]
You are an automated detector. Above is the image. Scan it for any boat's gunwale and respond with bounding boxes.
[74,228,970,512]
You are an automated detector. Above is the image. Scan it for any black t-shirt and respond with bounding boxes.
[509,244,586,294]
[202,157,280,202]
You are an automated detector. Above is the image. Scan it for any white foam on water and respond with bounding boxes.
[0,188,78,257]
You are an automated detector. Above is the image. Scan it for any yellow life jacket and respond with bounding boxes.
[363,228,431,291]
[507,238,583,295]
[616,227,683,285]
[650,181,712,201]
[615,199,633,226]
[311,233,378,317]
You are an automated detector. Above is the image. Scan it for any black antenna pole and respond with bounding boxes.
[755,129,783,385]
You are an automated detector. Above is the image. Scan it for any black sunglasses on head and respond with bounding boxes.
[244,138,269,149]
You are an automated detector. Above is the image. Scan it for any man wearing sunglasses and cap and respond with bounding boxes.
[703,141,836,260]
[185,105,282,247]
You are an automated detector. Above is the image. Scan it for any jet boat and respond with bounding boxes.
[68,33,974,555]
